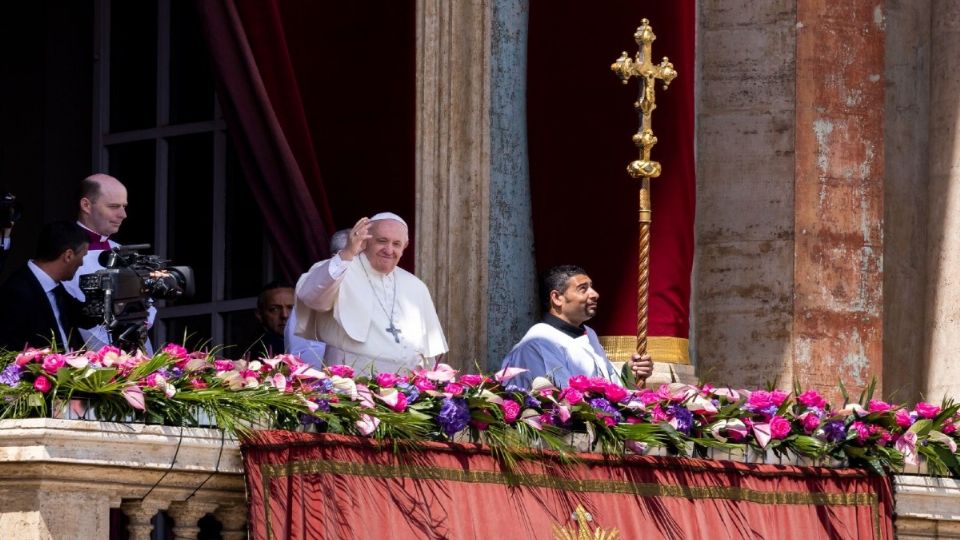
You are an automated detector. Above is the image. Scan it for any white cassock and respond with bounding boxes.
[283,310,326,368]
[294,252,448,374]
[500,322,623,389]
[62,239,156,354]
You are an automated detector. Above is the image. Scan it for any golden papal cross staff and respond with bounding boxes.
[611,19,677,381]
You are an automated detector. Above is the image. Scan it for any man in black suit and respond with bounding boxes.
[0,221,89,351]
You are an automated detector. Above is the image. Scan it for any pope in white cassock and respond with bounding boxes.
[501,265,653,389]
[294,213,448,373]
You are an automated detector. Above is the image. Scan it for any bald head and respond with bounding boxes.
[78,174,128,236]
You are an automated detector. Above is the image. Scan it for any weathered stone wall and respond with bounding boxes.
[923,0,960,403]
[695,1,798,388]
[793,0,885,397]
[884,0,931,403]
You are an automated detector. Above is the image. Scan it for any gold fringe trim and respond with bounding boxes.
[598,336,690,364]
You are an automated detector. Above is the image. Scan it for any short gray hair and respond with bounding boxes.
[329,228,351,252]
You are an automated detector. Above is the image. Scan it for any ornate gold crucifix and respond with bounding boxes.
[610,19,677,381]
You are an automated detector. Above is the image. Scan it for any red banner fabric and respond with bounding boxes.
[243,432,893,540]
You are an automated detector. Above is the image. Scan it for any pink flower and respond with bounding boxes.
[328,365,355,378]
[190,378,207,389]
[797,390,827,409]
[915,402,941,419]
[878,430,893,446]
[746,390,774,410]
[500,400,520,423]
[559,388,583,405]
[538,413,554,426]
[604,384,629,403]
[801,412,821,434]
[769,415,791,439]
[867,399,893,413]
[443,382,465,397]
[413,377,436,392]
[41,354,66,375]
[459,374,484,387]
[567,375,591,392]
[602,416,616,427]
[33,375,52,393]
[852,421,870,442]
[650,405,669,423]
[770,389,789,406]
[895,408,914,428]
[636,390,661,406]
[162,343,189,360]
[16,348,49,366]
[944,418,957,435]
[390,392,408,412]
[376,373,400,388]
[213,360,235,372]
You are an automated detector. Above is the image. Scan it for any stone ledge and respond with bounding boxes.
[894,475,960,522]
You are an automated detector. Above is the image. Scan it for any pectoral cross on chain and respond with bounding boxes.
[386,322,402,343]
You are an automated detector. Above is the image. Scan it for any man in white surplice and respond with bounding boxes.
[501,265,653,389]
[294,213,447,373]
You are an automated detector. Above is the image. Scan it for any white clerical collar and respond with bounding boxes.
[75,220,109,243]
[358,252,395,278]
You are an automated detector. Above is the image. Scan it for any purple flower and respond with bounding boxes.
[589,397,623,424]
[667,404,693,435]
[523,394,540,409]
[396,382,421,403]
[437,398,471,437]
[0,364,23,387]
[822,420,846,443]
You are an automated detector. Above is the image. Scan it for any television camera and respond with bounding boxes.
[78,244,194,352]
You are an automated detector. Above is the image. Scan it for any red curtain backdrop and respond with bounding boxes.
[243,432,893,540]
[527,1,696,339]
[196,0,334,282]
[198,2,417,278]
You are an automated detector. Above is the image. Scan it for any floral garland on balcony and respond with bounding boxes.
[1,344,958,476]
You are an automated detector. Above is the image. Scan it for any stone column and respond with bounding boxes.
[416,0,537,370]
[168,500,218,540]
[695,2,799,388]
[214,503,248,540]
[0,489,113,540]
[122,500,168,540]
[883,1,931,403]
[923,0,960,402]
[793,0,885,400]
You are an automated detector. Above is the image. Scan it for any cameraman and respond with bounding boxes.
[63,174,156,352]
[0,221,91,351]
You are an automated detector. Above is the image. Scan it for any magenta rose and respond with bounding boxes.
[867,399,893,413]
[162,343,189,360]
[500,400,520,423]
[895,408,914,428]
[746,390,774,410]
[375,373,400,388]
[801,413,821,434]
[636,390,661,406]
[796,390,827,409]
[915,402,941,419]
[567,375,591,392]
[41,354,66,375]
[443,382,465,397]
[770,389,789,407]
[604,384,629,403]
[413,377,436,392]
[190,378,208,389]
[559,388,584,405]
[328,365,355,378]
[852,421,870,442]
[650,405,668,423]
[459,374,484,387]
[33,375,52,393]
[470,420,489,430]
[213,360,235,372]
[391,391,408,412]
[770,415,791,439]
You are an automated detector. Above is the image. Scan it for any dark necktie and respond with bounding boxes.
[52,283,75,350]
